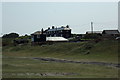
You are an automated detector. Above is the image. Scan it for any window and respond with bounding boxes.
[31,36,34,41]
[31,38,34,41]
[37,35,40,38]
[61,34,63,37]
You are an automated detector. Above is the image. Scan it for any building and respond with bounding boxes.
[46,25,71,38]
[46,37,68,42]
[102,30,120,39]
[86,31,102,34]
[102,30,119,35]
[31,30,46,43]
[31,25,71,43]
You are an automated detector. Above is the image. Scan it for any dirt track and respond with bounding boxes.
[32,57,120,68]
[3,56,120,68]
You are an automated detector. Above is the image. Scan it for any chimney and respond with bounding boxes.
[66,25,69,28]
[52,26,55,29]
[41,28,44,34]
[48,27,50,30]
[61,26,64,28]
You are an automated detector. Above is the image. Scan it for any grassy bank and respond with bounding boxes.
[3,40,119,63]
[2,39,119,78]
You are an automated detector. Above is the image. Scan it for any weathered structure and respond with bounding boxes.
[102,30,119,35]
[31,30,46,44]
[31,25,71,44]
[102,30,120,39]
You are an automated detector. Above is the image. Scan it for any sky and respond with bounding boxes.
[1,1,118,36]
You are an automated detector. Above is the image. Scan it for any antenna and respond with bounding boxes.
[91,22,93,34]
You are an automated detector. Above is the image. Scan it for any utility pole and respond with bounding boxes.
[91,22,93,34]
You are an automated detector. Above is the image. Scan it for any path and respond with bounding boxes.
[3,56,120,68]
[32,57,120,68]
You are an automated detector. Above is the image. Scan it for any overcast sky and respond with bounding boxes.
[1,2,118,36]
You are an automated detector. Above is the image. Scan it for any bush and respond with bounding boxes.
[2,38,14,46]
[2,33,19,38]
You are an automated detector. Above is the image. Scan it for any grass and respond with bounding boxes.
[3,40,119,63]
[2,39,119,78]
[2,57,119,78]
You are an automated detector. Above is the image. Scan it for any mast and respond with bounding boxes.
[91,22,93,34]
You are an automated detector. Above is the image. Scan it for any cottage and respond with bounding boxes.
[31,30,46,43]
[102,30,119,35]
[102,30,120,39]
[31,25,71,44]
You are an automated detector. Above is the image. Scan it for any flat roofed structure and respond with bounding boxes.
[86,31,102,34]
[46,37,68,42]
[102,30,119,34]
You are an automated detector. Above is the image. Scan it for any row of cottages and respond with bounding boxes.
[31,25,71,44]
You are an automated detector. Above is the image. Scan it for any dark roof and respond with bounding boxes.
[102,30,119,34]
[31,31,42,35]
[47,27,71,32]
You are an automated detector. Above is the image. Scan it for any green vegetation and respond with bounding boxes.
[2,33,19,38]
[2,33,30,46]
[3,57,118,78]
[2,39,119,78]
[83,33,101,39]
[3,40,118,63]
[2,38,15,46]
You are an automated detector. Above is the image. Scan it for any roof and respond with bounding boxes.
[31,31,42,35]
[86,31,102,34]
[102,30,119,34]
[47,27,71,32]
[46,37,68,41]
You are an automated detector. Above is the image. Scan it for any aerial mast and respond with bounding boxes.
[91,22,93,34]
